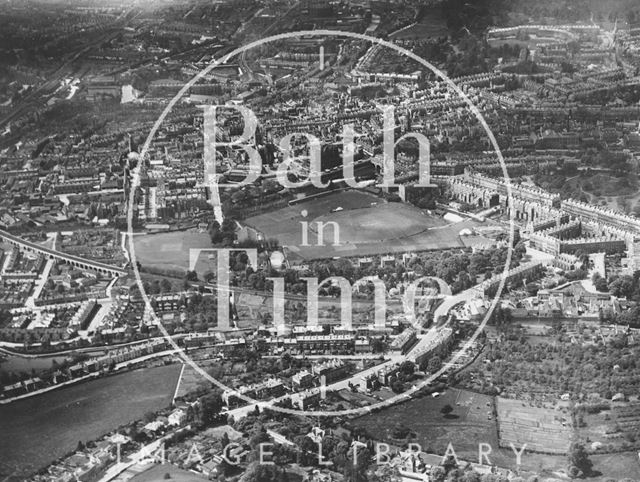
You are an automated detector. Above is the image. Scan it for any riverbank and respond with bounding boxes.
[0,348,181,405]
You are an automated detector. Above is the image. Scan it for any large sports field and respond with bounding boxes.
[131,229,212,273]
[244,190,478,261]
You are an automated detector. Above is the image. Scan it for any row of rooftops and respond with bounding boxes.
[561,199,640,232]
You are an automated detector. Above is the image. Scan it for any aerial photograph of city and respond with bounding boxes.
[3,0,640,480]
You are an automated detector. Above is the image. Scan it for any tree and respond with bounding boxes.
[201,392,224,427]
[565,269,588,281]
[525,282,540,297]
[221,432,230,449]
[391,380,405,393]
[441,404,454,416]
[371,338,387,353]
[249,428,270,449]
[292,434,318,465]
[609,275,634,298]
[462,470,482,482]
[392,423,411,439]
[160,278,172,293]
[567,442,592,477]
[344,445,371,482]
[453,272,472,293]
[399,360,415,376]
[239,462,288,482]
[431,466,446,482]
[203,270,215,283]
[442,454,458,473]
[428,355,442,373]
[594,277,608,293]
[490,306,512,333]
[591,272,608,292]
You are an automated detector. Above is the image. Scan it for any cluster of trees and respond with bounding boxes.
[579,84,640,107]
[405,185,446,210]
[227,409,374,482]
[463,334,640,400]
[444,35,490,78]
[219,178,288,217]
[533,156,635,204]
[567,442,593,478]
[389,360,419,394]
[181,293,218,331]
[597,271,640,327]
[591,272,609,293]
[502,60,540,75]
[141,278,173,295]
[488,306,513,334]
[230,408,522,482]
[209,218,239,246]
[144,291,220,333]
[0,309,12,328]
[442,0,508,36]
[506,0,633,23]
[404,245,524,288]
[487,44,522,62]
[608,304,640,328]
[606,273,640,300]
[242,245,527,298]
[412,37,452,68]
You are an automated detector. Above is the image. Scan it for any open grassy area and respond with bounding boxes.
[312,203,444,243]
[349,389,522,467]
[244,189,476,261]
[590,452,640,480]
[132,230,212,273]
[348,387,624,474]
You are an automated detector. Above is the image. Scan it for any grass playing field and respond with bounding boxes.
[132,229,213,273]
[244,189,478,261]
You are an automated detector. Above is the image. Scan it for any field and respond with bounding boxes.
[244,190,478,261]
[496,397,572,454]
[580,401,640,454]
[349,388,620,473]
[349,389,521,467]
[131,230,212,273]
[590,452,640,480]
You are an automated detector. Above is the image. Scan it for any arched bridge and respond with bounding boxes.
[0,229,127,277]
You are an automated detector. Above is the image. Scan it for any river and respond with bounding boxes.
[0,363,182,480]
